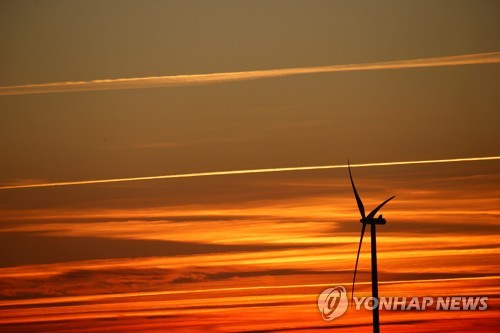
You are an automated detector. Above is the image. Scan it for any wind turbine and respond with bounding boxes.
[349,162,395,333]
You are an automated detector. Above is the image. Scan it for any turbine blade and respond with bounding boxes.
[348,161,365,219]
[352,223,366,306]
[367,196,395,219]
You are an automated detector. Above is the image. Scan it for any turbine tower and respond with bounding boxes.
[349,162,395,333]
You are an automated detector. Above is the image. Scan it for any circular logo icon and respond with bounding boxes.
[317,286,348,321]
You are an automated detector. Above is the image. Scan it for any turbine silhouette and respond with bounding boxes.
[349,161,395,333]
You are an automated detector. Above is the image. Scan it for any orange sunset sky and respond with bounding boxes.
[0,1,499,332]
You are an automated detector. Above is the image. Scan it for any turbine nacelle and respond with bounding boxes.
[360,215,386,225]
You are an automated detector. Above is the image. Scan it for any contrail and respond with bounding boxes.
[1,52,499,96]
[1,276,495,307]
[1,156,498,190]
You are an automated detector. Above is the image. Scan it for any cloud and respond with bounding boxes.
[0,52,499,96]
[0,231,296,267]
[0,152,498,330]
[121,137,259,149]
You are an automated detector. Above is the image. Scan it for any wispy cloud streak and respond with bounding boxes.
[0,156,498,190]
[1,52,499,96]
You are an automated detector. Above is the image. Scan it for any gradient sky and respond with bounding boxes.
[0,1,499,332]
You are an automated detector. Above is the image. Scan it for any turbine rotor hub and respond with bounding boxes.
[360,218,387,225]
